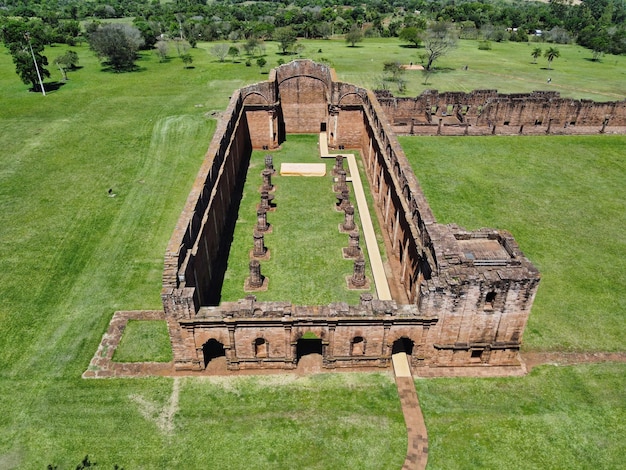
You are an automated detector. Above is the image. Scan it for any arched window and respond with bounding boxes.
[254,338,268,358]
[351,336,365,355]
[485,291,497,310]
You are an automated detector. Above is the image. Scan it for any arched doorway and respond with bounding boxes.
[296,332,323,362]
[392,337,414,356]
[202,338,226,367]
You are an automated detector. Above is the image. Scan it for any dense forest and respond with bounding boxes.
[1,0,625,55]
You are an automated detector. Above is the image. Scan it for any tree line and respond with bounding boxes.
[1,0,624,91]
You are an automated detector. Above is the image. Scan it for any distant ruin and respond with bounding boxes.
[161,60,548,376]
[375,89,626,136]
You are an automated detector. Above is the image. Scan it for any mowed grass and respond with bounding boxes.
[112,320,172,362]
[221,134,374,305]
[294,38,626,101]
[1,37,625,468]
[400,135,626,352]
[416,363,626,469]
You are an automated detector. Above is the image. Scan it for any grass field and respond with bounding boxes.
[221,135,374,305]
[0,37,625,468]
[400,135,626,352]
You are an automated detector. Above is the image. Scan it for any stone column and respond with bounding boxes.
[341,205,356,232]
[256,208,269,232]
[261,169,273,191]
[337,188,350,211]
[264,154,275,173]
[259,190,274,211]
[248,260,263,288]
[334,169,348,193]
[350,256,367,288]
[252,230,267,258]
[332,154,344,175]
[344,230,361,259]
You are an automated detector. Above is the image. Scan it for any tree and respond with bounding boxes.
[531,46,542,64]
[399,27,422,48]
[422,22,458,71]
[383,61,405,81]
[88,23,144,72]
[256,56,267,72]
[155,40,168,62]
[345,25,364,47]
[544,46,560,69]
[54,50,79,80]
[228,45,240,61]
[273,27,297,54]
[211,43,229,62]
[181,53,193,68]
[0,19,50,93]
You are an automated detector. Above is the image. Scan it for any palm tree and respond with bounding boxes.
[544,47,560,70]
[531,46,542,64]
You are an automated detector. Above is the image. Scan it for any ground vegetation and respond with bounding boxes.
[0,36,624,468]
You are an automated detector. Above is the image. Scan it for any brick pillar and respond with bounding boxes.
[342,205,356,231]
[351,256,367,287]
[337,188,351,211]
[332,154,344,175]
[256,208,269,232]
[252,230,267,258]
[344,230,361,259]
[264,154,275,173]
[261,169,273,191]
[260,190,274,211]
[248,260,263,288]
[334,169,348,193]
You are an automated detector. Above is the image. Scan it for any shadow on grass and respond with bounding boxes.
[31,81,66,93]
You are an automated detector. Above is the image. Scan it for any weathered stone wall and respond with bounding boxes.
[376,89,626,136]
[163,60,541,375]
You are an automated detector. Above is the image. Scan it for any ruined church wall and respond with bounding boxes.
[377,89,626,136]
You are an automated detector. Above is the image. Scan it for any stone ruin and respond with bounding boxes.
[161,60,547,376]
[374,89,626,136]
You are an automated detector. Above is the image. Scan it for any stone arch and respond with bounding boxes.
[242,90,272,105]
[254,337,268,358]
[351,336,366,355]
[337,91,366,106]
[202,338,226,367]
[296,331,323,361]
[392,336,414,356]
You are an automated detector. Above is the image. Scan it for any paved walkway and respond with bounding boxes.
[319,133,392,300]
[393,352,429,470]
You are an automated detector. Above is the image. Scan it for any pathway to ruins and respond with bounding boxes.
[319,132,392,300]
[393,351,429,469]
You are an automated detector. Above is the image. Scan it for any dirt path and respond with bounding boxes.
[522,351,626,372]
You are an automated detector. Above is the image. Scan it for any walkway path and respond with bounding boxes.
[393,352,429,470]
[319,133,392,300]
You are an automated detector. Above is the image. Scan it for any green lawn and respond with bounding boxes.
[112,320,173,362]
[1,37,625,469]
[400,135,626,352]
[221,134,374,305]
[417,363,626,469]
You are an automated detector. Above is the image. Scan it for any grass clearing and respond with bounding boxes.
[0,38,625,468]
[221,134,374,305]
[417,363,626,469]
[400,135,626,352]
[113,320,172,363]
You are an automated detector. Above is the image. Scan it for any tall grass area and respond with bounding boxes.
[400,135,626,352]
[1,38,625,468]
[221,134,374,305]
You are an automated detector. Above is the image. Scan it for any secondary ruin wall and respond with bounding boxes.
[162,60,542,375]
[376,89,626,136]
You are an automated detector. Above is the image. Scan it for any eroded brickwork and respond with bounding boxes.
[375,89,626,136]
[162,60,547,376]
